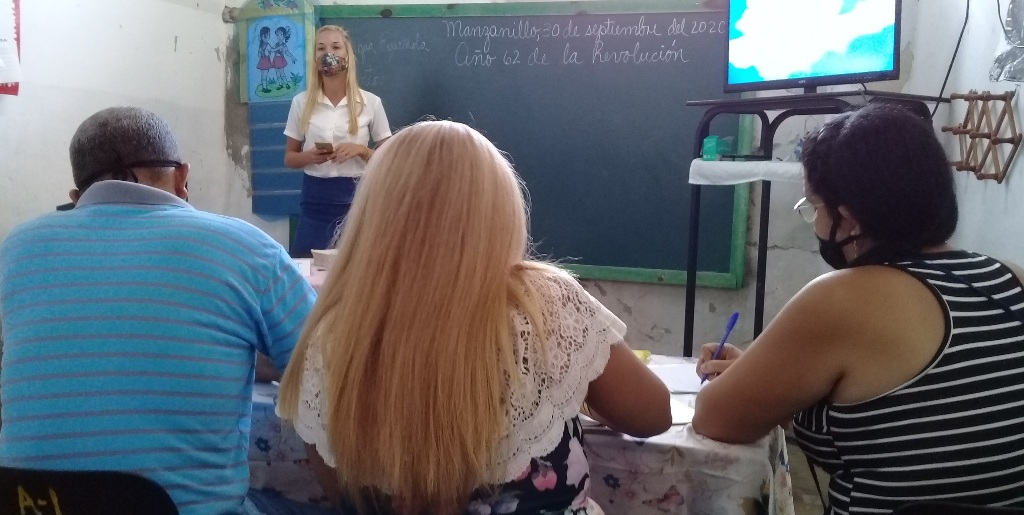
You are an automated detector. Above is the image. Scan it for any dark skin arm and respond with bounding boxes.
[693,266,946,443]
[585,343,672,437]
[255,353,281,383]
[305,444,342,506]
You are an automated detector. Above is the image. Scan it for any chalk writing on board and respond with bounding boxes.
[357,31,431,83]
[441,16,721,69]
[592,40,689,64]
[443,16,670,45]
[356,32,430,62]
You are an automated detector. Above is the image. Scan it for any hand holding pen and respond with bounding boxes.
[697,312,742,384]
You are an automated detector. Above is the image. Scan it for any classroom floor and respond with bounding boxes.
[787,440,826,515]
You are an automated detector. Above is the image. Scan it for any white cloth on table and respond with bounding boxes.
[688,159,804,185]
[288,269,625,483]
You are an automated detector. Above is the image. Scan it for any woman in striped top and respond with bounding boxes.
[691,103,1024,514]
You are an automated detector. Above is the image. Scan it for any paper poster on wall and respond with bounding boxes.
[236,0,314,103]
[248,17,305,100]
[0,0,20,95]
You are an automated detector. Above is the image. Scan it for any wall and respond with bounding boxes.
[2,0,1018,355]
[0,0,289,245]
[904,0,1024,263]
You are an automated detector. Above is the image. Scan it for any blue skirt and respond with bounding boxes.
[290,174,357,257]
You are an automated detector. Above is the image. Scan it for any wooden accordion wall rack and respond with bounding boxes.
[941,90,1022,184]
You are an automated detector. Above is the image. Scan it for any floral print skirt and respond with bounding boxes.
[468,416,595,515]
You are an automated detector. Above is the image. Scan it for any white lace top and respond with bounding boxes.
[286,270,626,483]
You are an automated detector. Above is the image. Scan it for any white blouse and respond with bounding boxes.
[283,89,392,178]
[286,270,626,483]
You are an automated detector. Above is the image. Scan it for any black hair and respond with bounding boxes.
[802,102,957,261]
[259,26,271,51]
[69,107,182,191]
[276,26,292,43]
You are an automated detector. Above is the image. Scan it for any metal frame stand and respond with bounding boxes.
[682,91,946,356]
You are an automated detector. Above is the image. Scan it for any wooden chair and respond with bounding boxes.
[0,466,178,515]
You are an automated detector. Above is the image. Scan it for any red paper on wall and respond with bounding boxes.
[0,0,20,96]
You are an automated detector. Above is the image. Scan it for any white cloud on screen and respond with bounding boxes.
[730,0,895,80]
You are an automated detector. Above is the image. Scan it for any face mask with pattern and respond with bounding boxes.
[319,52,347,77]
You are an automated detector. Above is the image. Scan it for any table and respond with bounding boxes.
[248,381,795,514]
[248,382,328,506]
[585,402,793,515]
[273,265,795,513]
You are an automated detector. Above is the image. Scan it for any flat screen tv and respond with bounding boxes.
[725,0,901,93]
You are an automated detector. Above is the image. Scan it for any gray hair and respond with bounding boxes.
[69,106,182,189]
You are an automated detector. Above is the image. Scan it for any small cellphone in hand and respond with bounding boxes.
[314,142,334,153]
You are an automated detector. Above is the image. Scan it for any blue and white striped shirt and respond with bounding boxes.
[0,181,317,515]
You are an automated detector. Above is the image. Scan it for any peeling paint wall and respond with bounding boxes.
[223,29,254,197]
[0,0,289,247]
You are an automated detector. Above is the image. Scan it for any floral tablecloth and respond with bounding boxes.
[585,397,794,515]
[248,382,327,505]
[248,387,794,515]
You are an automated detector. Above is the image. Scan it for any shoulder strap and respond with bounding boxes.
[934,265,1024,325]
[887,257,1024,325]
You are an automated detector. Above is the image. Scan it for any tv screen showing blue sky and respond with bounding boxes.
[728,0,897,86]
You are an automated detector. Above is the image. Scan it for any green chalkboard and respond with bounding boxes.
[321,1,748,287]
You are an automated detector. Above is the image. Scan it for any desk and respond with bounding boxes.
[249,386,795,514]
[585,401,793,515]
[248,383,327,505]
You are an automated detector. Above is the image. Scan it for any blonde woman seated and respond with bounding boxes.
[278,120,671,515]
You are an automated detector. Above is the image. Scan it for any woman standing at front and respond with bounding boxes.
[284,25,391,257]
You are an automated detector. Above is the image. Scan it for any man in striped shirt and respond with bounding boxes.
[0,107,319,514]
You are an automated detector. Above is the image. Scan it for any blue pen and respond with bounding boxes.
[701,311,740,384]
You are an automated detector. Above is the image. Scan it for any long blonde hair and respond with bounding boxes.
[299,25,364,136]
[278,121,558,514]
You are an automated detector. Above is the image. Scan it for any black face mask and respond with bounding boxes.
[817,217,860,270]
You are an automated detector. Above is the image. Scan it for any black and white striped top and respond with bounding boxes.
[794,250,1024,514]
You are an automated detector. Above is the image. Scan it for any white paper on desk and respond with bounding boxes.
[578,397,695,427]
[669,396,696,425]
[252,382,278,405]
[649,363,704,394]
[0,38,21,83]
[292,258,312,278]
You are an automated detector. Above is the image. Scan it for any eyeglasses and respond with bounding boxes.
[793,197,823,223]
